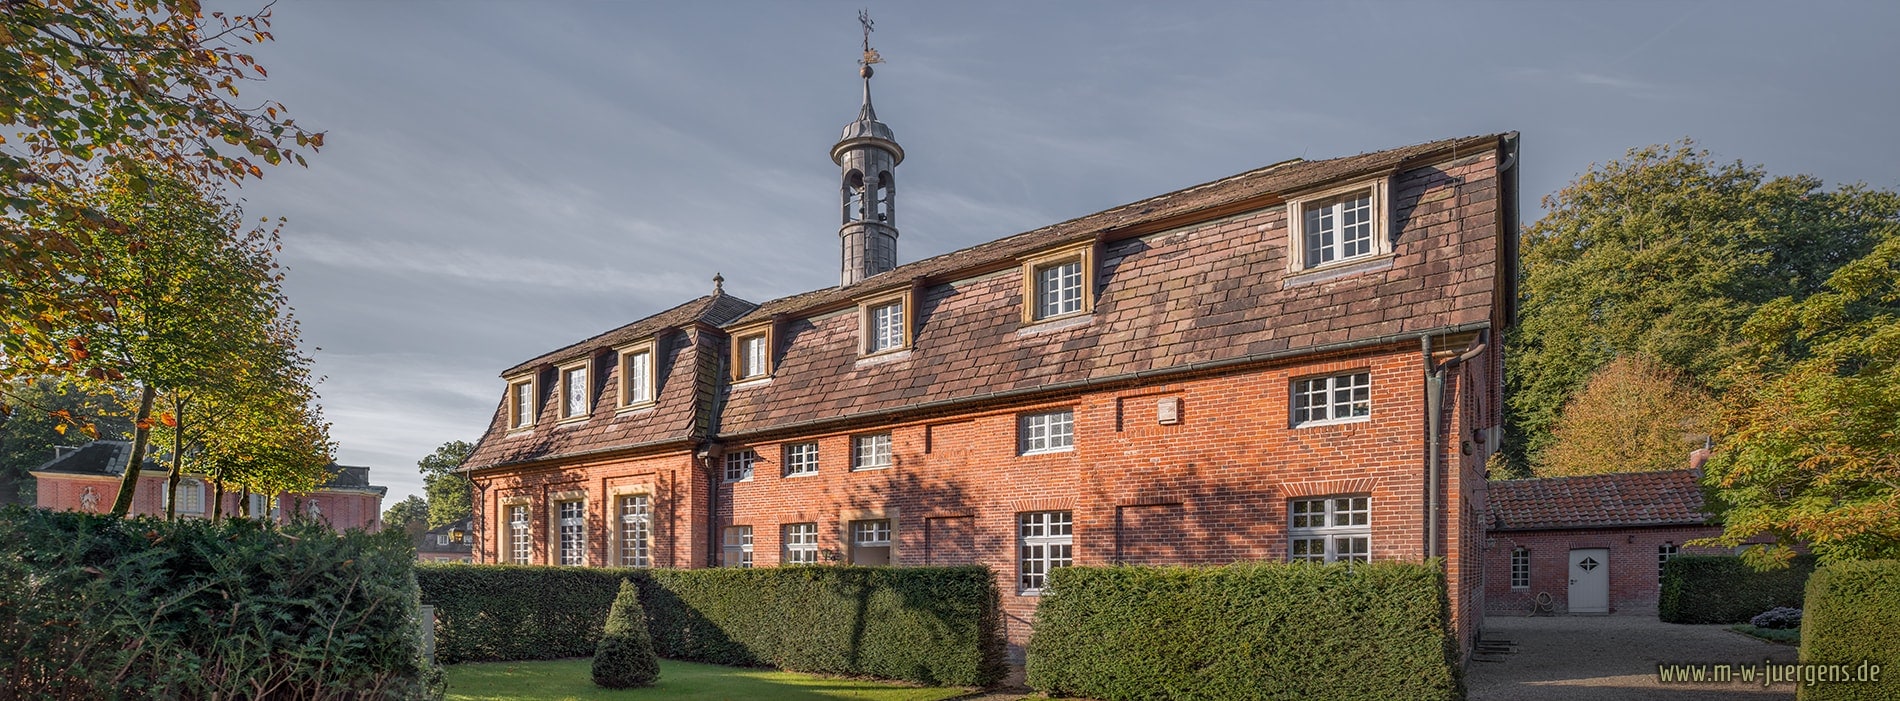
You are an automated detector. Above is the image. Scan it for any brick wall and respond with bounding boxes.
[34,473,381,530]
[1483,525,1727,616]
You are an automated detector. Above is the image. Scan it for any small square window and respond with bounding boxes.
[868,301,905,353]
[852,434,892,470]
[722,526,753,568]
[850,519,892,566]
[1289,180,1388,272]
[559,364,590,420]
[784,442,819,477]
[1034,260,1084,320]
[1292,372,1371,426]
[783,522,819,564]
[1287,495,1371,563]
[1019,244,1095,325]
[508,379,536,430]
[723,450,756,482]
[1019,410,1075,454]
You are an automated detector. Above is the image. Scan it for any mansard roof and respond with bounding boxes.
[500,293,758,377]
[1487,469,1710,531]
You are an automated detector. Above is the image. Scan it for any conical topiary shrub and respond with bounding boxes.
[592,579,661,688]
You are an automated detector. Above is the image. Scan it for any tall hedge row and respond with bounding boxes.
[1658,554,1816,624]
[1025,561,1461,701]
[1797,560,1900,701]
[0,507,437,700]
[416,564,1005,687]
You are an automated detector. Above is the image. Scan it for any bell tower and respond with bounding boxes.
[832,11,904,287]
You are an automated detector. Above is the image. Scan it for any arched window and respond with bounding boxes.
[874,170,894,223]
[842,169,866,223]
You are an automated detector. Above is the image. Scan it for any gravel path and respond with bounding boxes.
[1469,615,1800,701]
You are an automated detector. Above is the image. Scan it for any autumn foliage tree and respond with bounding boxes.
[1534,355,1712,477]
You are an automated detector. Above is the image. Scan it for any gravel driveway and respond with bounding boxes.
[1469,616,1800,701]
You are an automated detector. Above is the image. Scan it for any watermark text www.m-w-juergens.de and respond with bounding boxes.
[1658,661,1883,687]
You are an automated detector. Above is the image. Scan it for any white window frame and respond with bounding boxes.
[783,522,819,564]
[507,376,536,431]
[1292,371,1371,427]
[723,449,756,483]
[170,477,205,514]
[1019,409,1075,455]
[723,526,753,568]
[1286,179,1389,272]
[868,300,905,354]
[1018,511,1073,594]
[852,433,892,471]
[1511,547,1530,590]
[737,333,769,379]
[1288,495,1371,563]
[557,499,586,566]
[508,504,532,564]
[1035,260,1084,320]
[784,442,820,477]
[1019,242,1095,325]
[850,519,892,566]
[1658,543,1679,586]
[247,494,278,522]
[616,342,656,409]
[558,361,590,421]
[619,494,651,567]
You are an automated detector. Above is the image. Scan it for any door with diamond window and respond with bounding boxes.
[1567,548,1609,613]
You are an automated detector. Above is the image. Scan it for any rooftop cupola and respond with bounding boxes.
[832,10,903,287]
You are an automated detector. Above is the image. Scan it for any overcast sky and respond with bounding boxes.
[228,1,1900,508]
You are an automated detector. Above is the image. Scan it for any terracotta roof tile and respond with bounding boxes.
[500,293,756,377]
[1486,469,1710,531]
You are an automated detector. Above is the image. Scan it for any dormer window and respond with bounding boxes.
[856,290,912,356]
[731,324,774,381]
[558,361,590,421]
[1019,242,1095,324]
[616,341,656,409]
[1287,179,1390,272]
[506,376,536,431]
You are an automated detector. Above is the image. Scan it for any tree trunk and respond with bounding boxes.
[163,397,187,520]
[108,384,156,517]
[212,479,224,520]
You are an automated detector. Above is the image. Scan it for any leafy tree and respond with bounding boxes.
[0,379,131,504]
[418,440,473,528]
[1534,355,1712,477]
[2,0,321,382]
[1701,225,1900,567]
[592,579,660,689]
[382,495,429,539]
[1507,140,1889,472]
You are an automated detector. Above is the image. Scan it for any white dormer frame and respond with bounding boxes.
[1285,176,1392,273]
[856,288,913,357]
[505,373,538,432]
[615,339,659,411]
[556,359,592,423]
[1019,240,1097,325]
[729,322,775,382]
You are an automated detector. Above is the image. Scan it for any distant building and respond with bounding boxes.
[418,518,475,563]
[29,440,388,531]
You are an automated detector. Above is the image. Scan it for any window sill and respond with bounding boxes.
[615,401,657,415]
[1283,253,1394,288]
[723,477,754,485]
[732,375,772,388]
[782,471,819,479]
[1017,589,1045,597]
[1016,312,1093,336]
[1292,416,1371,430]
[1019,446,1075,457]
[855,348,912,367]
[556,416,590,427]
[504,427,535,438]
[851,465,892,472]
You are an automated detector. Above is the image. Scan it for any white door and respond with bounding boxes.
[1568,548,1610,613]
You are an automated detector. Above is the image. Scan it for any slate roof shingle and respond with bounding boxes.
[1486,469,1710,531]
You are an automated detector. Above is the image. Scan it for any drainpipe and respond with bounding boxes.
[1424,330,1489,560]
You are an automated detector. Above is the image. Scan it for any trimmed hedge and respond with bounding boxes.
[1659,554,1816,624]
[1025,561,1461,701]
[1797,560,1900,701]
[417,564,1005,687]
[0,506,437,700]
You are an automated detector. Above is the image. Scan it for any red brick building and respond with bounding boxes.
[1483,469,1728,616]
[461,59,1521,657]
[30,440,388,530]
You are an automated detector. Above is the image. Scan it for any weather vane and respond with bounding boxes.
[859,9,883,67]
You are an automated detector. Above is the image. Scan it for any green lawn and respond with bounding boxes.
[1729,624,1801,645]
[443,658,972,701]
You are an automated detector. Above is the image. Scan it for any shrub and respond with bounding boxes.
[1797,560,1900,701]
[1751,607,1803,629]
[0,506,437,700]
[417,564,1005,687]
[593,580,661,688]
[1659,554,1816,624]
[1026,561,1460,701]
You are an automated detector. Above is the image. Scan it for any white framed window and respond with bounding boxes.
[723,449,756,482]
[619,494,651,567]
[852,433,892,471]
[557,499,586,566]
[508,505,531,564]
[1511,547,1530,590]
[850,519,892,566]
[1658,543,1679,585]
[1288,180,1388,271]
[722,526,753,568]
[248,494,278,522]
[1018,511,1073,594]
[784,442,819,477]
[617,345,655,408]
[868,301,904,353]
[1292,371,1371,426]
[559,363,590,420]
[783,522,819,564]
[436,534,449,546]
[507,377,536,430]
[170,478,205,514]
[1019,410,1075,455]
[737,334,769,379]
[1288,495,1370,563]
[1035,260,1084,320]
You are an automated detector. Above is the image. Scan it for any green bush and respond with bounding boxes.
[1797,560,1900,701]
[593,579,660,688]
[1659,554,1816,624]
[1025,561,1460,701]
[417,564,1005,687]
[0,506,437,700]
